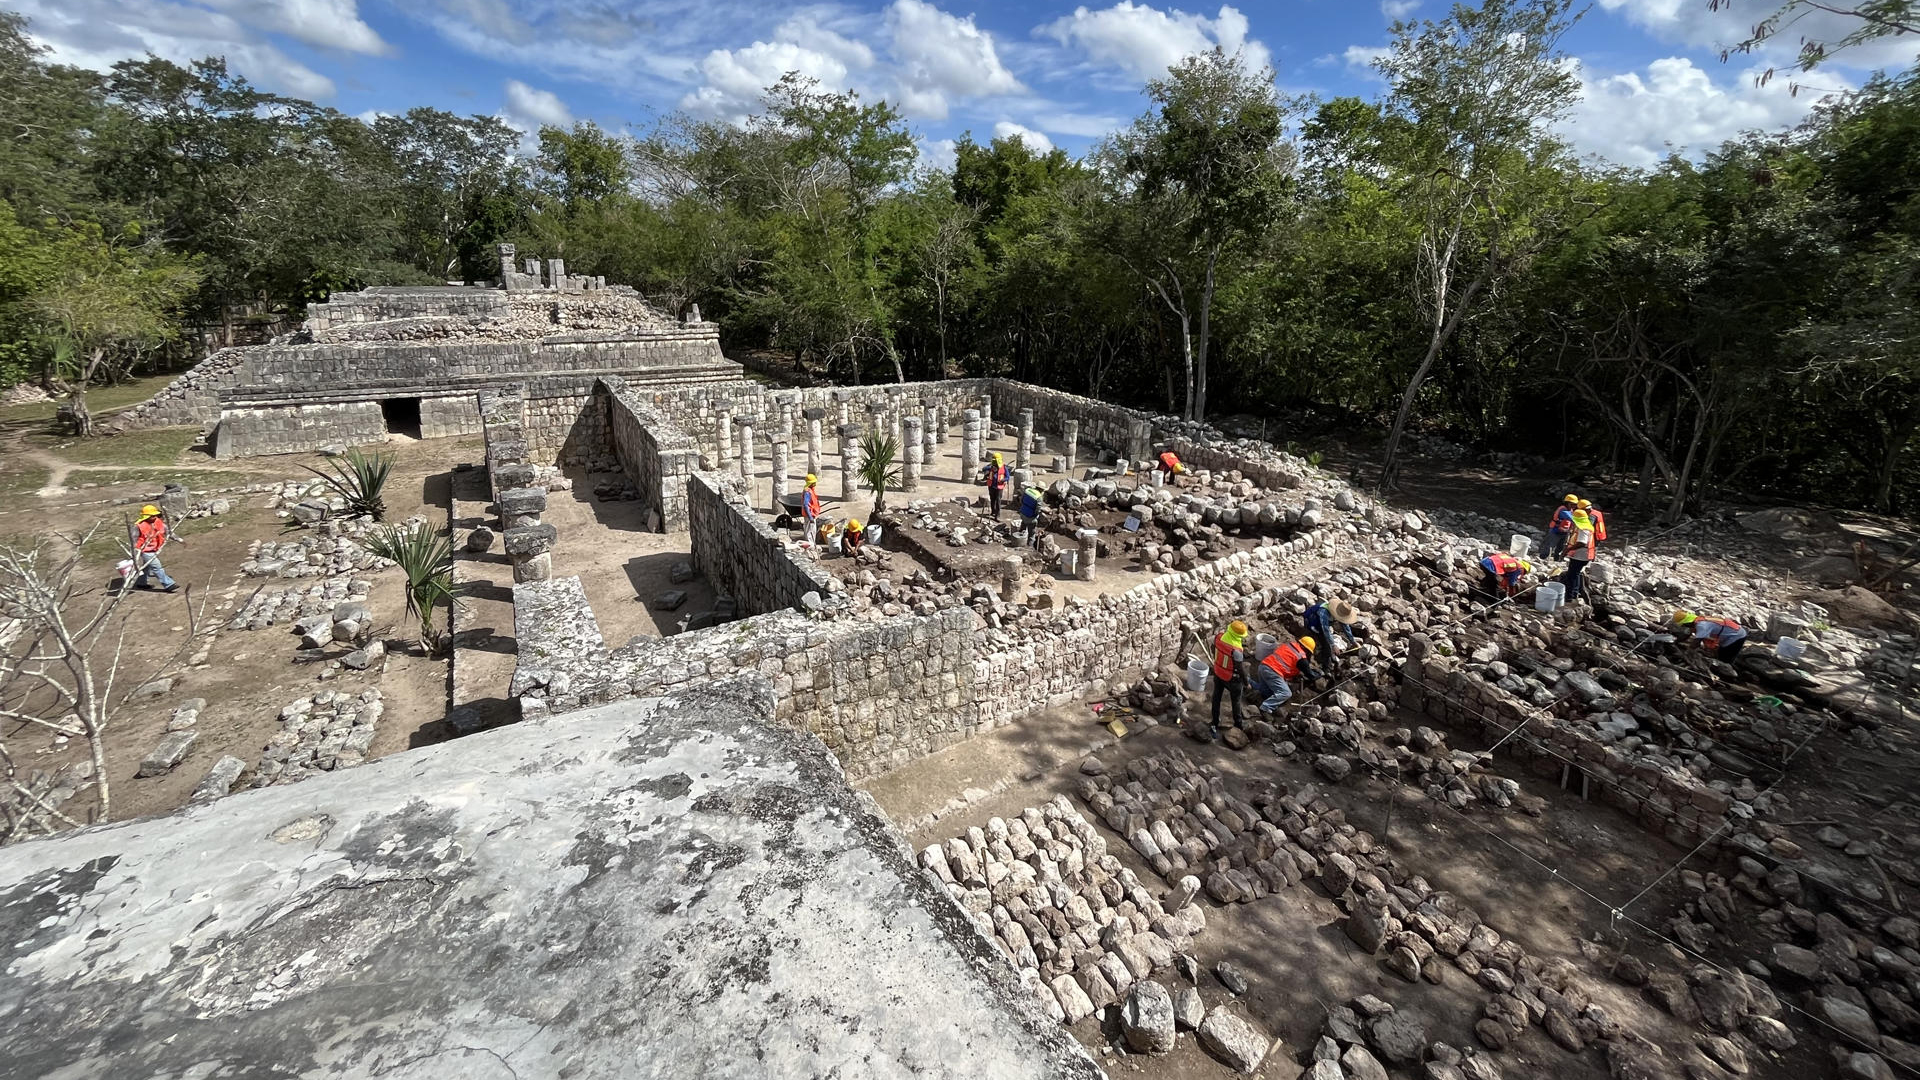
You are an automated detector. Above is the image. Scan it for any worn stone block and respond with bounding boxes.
[504,524,558,557]
[137,731,198,778]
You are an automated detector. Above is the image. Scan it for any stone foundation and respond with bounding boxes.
[686,471,841,617]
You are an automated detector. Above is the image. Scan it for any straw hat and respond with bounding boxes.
[1329,599,1358,624]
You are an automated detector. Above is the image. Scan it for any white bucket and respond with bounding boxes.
[1535,582,1565,611]
[1776,637,1806,661]
[1253,633,1277,661]
[1509,533,1533,557]
[1058,550,1078,576]
[1184,659,1209,692]
[867,524,883,545]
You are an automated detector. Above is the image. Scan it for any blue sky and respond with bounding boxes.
[12,0,1916,168]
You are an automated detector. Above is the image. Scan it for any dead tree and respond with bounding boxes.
[0,528,202,838]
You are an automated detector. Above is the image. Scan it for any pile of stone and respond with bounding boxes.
[241,514,418,579]
[226,578,374,631]
[1306,994,1507,1080]
[250,687,385,787]
[917,795,1208,1025]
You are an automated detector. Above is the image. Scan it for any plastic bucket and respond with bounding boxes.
[1058,550,1078,576]
[1253,633,1277,661]
[1535,582,1565,611]
[1776,637,1806,661]
[866,524,883,545]
[1184,659,1209,692]
[1509,533,1533,557]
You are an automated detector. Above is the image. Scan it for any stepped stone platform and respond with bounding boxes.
[0,680,1100,1080]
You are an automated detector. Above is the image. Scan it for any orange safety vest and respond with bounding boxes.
[1697,617,1743,641]
[1568,529,1596,561]
[1159,452,1183,474]
[1546,505,1574,532]
[1211,632,1242,681]
[1262,642,1309,680]
[803,487,821,520]
[1485,552,1522,575]
[135,517,167,554]
[1588,508,1608,541]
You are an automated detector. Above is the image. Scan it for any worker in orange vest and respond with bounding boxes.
[1251,637,1317,714]
[1158,450,1186,486]
[1577,499,1607,545]
[1208,620,1249,737]
[132,504,178,592]
[1673,611,1749,664]
[802,473,823,543]
[1542,494,1577,561]
[981,452,1009,519]
[1559,510,1597,602]
[1477,552,1530,600]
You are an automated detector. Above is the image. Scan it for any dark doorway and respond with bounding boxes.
[381,397,422,438]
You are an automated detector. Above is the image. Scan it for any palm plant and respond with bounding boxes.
[857,430,902,519]
[302,448,394,520]
[364,522,463,651]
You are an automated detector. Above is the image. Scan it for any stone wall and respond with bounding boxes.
[212,401,387,459]
[305,286,509,334]
[686,471,840,616]
[420,394,482,440]
[602,376,698,531]
[986,381,1155,464]
[109,347,251,431]
[1163,436,1306,493]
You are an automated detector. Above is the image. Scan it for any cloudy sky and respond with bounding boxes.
[10,0,1915,169]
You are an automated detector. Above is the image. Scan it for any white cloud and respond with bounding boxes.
[1038,2,1273,83]
[1027,108,1124,137]
[680,16,877,121]
[1595,0,1918,72]
[887,0,1024,119]
[919,136,959,172]
[1380,0,1419,19]
[199,0,389,55]
[501,79,574,132]
[1341,43,1388,71]
[992,120,1054,151]
[1560,55,1840,167]
[15,0,340,97]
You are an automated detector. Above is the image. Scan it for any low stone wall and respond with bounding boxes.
[305,286,508,334]
[510,589,975,780]
[985,380,1154,463]
[212,401,387,459]
[420,394,482,440]
[602,376,698,531]
[1398,647,1732,846]
[686,471,839,615]
[1163,436,1306,492]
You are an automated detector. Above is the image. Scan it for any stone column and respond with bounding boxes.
[835,389,851,431]
[716,406,733,466]
[1063,420,1080,475]
[771,435,791,513]
[1016,408,1035,470]
[1077,529,1098,582]
[805,409,825,480]
[546,258,565,288]
[922,407,939,476]
[737,421,754,482]
[902,416,923,492]
[980,395,993,441]
[523,256,540,278]
[506,524,556,583]
[777,392,797,438]
[496,243,516,283]
[931,403,947,444]
[961,409,982,481]
[840,424,865,501]
[1000,556,1023,603]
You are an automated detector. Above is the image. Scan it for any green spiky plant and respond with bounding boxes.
[364,522,463,651]
[302,448,394,520]
[857,431,902,520]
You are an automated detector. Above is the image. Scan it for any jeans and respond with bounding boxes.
[1559,558,1588,602]
[1541,531,1567,561]
[1210,675,1242,727]
[136,552,175,589]
[988,486,1003,519]
[1022,516,1038,547]
[1252,670,1292,713]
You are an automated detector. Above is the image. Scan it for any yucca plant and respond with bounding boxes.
[364,522,463,651]
[857,431,902,519]
[302,448,394,520]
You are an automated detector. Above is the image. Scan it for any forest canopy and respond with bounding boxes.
[0,2,1915,514]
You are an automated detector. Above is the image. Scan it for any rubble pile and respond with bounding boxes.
[250,688,385,787]
[241,513,422,579]
[226,578,374,631]
[918,795,1207,1025]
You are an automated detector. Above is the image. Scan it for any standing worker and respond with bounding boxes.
[132,505,178,593]
[1017,484,1044,548]
[1577,499,1607,548]
[1477,552,1530,600]
[1672,611,1749,664]
[1542,494,1577,562]
[1207,620,1249,738]
[1559,509,1596,603]
[802,473,823,544]
[982,452,1009,519]
[1251,637,1316,714]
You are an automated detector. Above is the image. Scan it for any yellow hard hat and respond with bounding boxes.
[805,473,817,485]
[1228,620,1248,637]
[1571,511,1592,529]
[1673,610,1697,625]
[1577,499,1592,509]
[847,519,861,530]
[140,505,161,518]
[1563,494,1578,504]
[992,452,1003,463]
[1300,637,1316,652]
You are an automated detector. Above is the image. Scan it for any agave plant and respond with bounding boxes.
[364,522,462,650]
[302,448,394,520]
[857,430,902,519]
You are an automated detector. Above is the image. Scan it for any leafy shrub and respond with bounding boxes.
[302,448,393,520]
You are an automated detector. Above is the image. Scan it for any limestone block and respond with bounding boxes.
[498,486,548,516]
[504,524,558,557]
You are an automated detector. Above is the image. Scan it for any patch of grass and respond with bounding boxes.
[0,375,176,426]
[0,461,50,496]
[27,426,200,467]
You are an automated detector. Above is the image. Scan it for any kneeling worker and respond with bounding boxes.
[1478,552,1531,600]
[1252,636,1316,715]
[843,518,866,553]
[1672,610,1748,664]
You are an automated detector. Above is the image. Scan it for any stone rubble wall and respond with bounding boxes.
[601,376,698,531]
[987,381,1154,464]
[108,347,250,431]
[686,470,841,616]
[213,400,388,459]
[1163,436,1307,493]
[303,286,510,334]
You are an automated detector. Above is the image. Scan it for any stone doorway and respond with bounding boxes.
[381,397,422,439]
